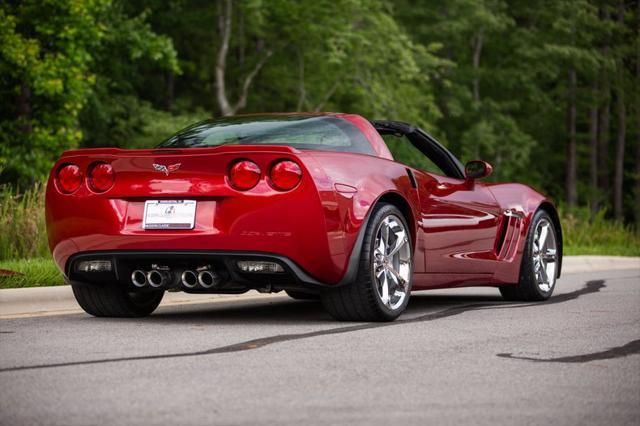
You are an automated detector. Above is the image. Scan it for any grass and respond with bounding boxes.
[0,257,65,289]
[561,207,640,256]
[0,183,50,260]
[0,184,638,288]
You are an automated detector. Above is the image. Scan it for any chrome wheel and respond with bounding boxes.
[532,218,557,293]
[372,214,411,310]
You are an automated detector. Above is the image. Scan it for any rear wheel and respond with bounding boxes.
[321,203,412,321]
[72,283,164,317]
[500,210,559,301]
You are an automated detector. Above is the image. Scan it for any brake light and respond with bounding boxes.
[56,164,83,194]
[269,160,302,191]
[88,162,115,192]
[229,160,261,190]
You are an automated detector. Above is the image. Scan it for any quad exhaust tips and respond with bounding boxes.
[132,266,222,289]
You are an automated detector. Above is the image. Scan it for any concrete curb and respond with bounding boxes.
[1,256,638,319]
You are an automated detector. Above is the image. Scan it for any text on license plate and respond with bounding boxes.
[143,200,197,230]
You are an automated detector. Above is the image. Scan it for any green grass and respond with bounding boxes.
[561,207,640,256]
[0,258,65,289]
[0,184,50,260]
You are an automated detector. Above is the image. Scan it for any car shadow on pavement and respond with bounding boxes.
[0,280,605,373]
[146,293,506,325]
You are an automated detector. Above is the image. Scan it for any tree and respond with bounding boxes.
[0,0,178,185]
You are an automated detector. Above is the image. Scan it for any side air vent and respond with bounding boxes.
[406,168,417,189]
[495,216,511,257]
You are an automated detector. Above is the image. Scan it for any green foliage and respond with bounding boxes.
[0,258,64,288]
[0,0,178,184]
[561,206,640,256]
[0,183,49,260]
[0,0,109,184]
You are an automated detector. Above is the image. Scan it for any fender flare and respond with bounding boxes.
[335,191,417,287]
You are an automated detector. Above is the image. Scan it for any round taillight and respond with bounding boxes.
[229,160,261,190]
[269,160,302,191]
[88,162,115,192]
[56,164,83,194]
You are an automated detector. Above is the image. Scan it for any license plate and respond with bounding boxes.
[143,200,197,230]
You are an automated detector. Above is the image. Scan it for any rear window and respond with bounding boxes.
[157,115,375,155]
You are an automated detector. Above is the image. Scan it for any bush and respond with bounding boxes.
[560,207,640,256]
[0,184,49,260]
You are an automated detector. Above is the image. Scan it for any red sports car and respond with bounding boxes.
[45,113,562,321]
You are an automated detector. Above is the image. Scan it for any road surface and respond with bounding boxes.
[0,268,638,425]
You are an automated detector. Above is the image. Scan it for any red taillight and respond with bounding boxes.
[269,160,302,191]
[56,164,83,194]
[88,162,115,192]
[229,160,261,190]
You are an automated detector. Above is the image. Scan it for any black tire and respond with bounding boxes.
[285,290,320,301]
[72,283,164,317]
[500,209,559,301]
[321,203,413,321]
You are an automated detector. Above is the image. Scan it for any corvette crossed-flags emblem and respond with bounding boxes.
[152,163,181,176]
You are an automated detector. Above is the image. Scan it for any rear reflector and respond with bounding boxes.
[269,160,302,191]
[237,261,284,273]
[76,260,112,272]
[88,162,115,192]
[229,160,261,190]
[56,164,83,194]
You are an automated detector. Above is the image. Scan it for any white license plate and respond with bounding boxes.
[143,200,197,230]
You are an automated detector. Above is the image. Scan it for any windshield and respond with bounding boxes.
[157,115,375,155]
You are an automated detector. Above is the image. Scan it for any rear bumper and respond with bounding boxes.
[67,250,330,292]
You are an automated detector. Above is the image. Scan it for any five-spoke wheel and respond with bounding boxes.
[372,214,411,311]
[321,203,413,321]
[500,209,560,301]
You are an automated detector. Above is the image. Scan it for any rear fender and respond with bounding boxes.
[307,152,421,285]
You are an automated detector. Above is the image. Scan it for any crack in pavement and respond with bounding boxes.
[497,339,640,363]
[0,280,605,373]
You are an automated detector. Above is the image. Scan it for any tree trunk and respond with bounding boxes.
[597,10,611,206]
[17,80,33,134]
[613,2,627,221]
[296,48,306,112]
[589,82,599,214]
[214,0,271,116]
[636,0,640,224]
[472,31,483,105]
[215,0,233,116]
[566,68,578,207]
[164,71,174,112]
[597,78,611,198]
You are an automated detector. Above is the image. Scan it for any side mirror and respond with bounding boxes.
[464,160,493,181]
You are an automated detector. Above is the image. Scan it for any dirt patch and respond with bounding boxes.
[0,269,24,277]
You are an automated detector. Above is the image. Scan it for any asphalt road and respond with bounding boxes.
[0,268,639,426]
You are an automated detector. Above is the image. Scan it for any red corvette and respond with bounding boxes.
[45,113,562,321]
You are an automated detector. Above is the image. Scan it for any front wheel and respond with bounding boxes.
[321,203,413,321]
[72,283,164,317]
[500,209,560,301]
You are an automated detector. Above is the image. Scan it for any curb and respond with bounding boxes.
[1,256,638,319]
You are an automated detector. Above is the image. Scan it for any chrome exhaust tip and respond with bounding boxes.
[131,270,147,287]
[181,270,198,288]
[197,270,220,289]
[147,269,170,288]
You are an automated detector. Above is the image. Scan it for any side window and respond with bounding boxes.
[382,134,446,176]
